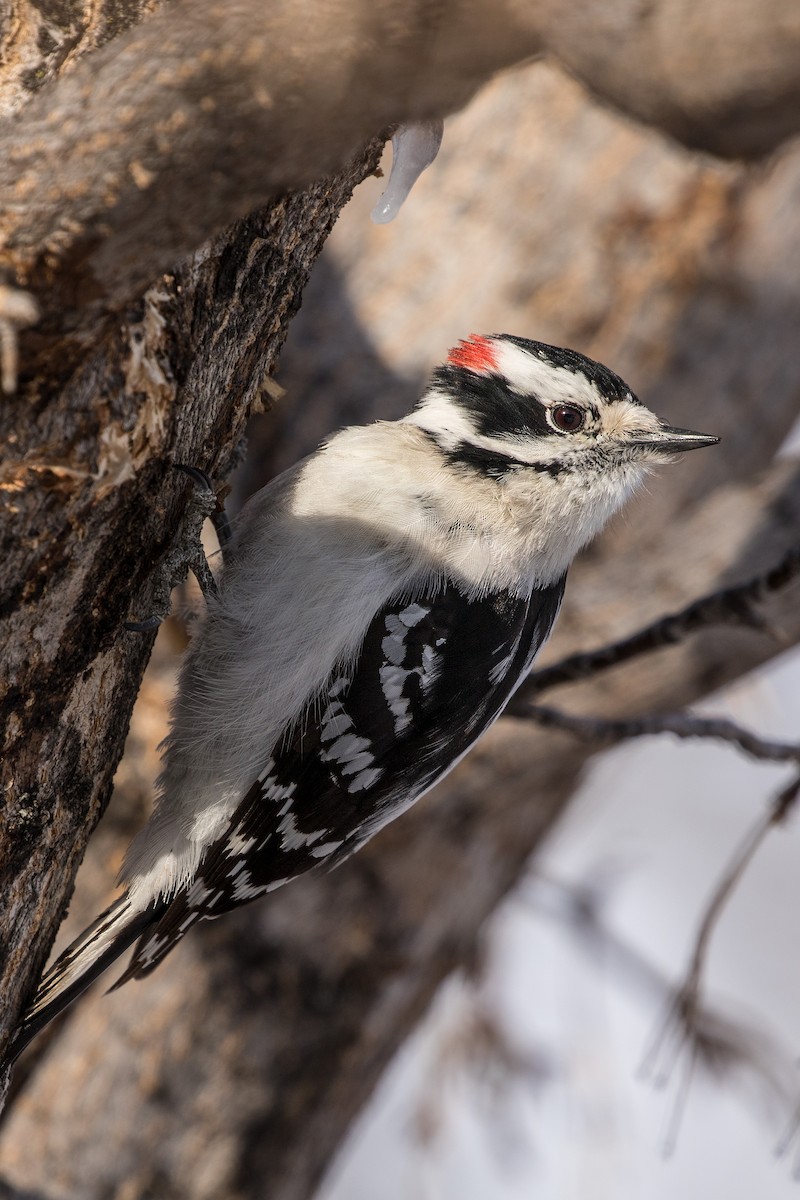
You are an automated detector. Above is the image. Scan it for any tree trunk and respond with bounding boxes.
[0,127,386,1073]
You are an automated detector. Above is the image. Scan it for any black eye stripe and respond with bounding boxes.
[430,365,552,439]
[443,441,571,478]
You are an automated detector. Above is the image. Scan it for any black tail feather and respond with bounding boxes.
[8,896,165,1064]
[110,893,202,989]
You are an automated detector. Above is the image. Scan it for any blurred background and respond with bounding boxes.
[317,656,800,1200]
[3,59,800,1199]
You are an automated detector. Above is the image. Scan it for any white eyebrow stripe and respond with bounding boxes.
[493,340,634,412]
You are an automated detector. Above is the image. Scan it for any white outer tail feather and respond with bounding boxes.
[9,894,161,1062]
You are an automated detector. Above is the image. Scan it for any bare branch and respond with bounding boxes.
[518,641,800,1151]
[641,773,800,1151]
[527,873,799,1127]
[4,0,800,386]
[0,0,543,381]
[515,541,800,703]
[519,705,800,765]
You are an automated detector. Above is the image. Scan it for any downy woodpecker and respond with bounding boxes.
[11,333,718,1058]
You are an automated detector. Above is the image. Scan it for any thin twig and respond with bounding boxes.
[640,772,800,1151]
[520,704,800,1155]
[519,705,800,765]
[516,543,800,702]
[524,872,799,1150]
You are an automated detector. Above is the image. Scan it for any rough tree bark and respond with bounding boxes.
[2,3,800,1199]
[0,124,387,1073]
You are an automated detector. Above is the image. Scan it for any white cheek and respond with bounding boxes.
[502,456,649,586]
[560,464,647,559]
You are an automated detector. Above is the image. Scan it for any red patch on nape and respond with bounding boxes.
[446,334,498,374]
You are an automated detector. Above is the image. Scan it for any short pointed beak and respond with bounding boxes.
[630,424,720,454]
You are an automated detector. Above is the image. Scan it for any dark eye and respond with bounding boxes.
[551,404,585,433]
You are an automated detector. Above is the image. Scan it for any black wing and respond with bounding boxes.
[123,576,565,978]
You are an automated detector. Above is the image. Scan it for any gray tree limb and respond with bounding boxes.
[3,0,800,386]
[521,705,800,764]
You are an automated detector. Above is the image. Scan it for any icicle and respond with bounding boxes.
[0,284,39,394]
[370,119,444,224]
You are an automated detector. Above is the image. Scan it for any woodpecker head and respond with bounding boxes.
[409,333,718,477]
[402,333,719,585]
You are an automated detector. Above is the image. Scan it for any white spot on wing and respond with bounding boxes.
[381,632,406,666]
[261,775,297,805]
[382,612,415,666]
[348,766,384,793]
[264,877,290,893]
[420,643,440,692]
[187,879,211,905]
[277,812,328,850]
[309,839,344,858]
[256,757,276,784]
[340,751,376,775]
[228,831,257,855]
[138,933,168,968]
[379,663,406,699]
[232,872,265,901]
[379,663,413,732]
[321,709,354,740]
[323,732,373,765]
[399,603,429,627]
